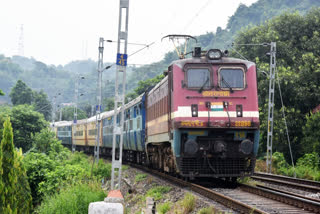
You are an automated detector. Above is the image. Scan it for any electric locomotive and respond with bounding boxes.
[54,47,259,180]
[146,47,259,179]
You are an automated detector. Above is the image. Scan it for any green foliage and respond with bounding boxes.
[146,186,171,201]
[91,159,111,180]
[9,80,34,105]
[157,202,172,214]
[36,181,106,214]
[0,89,4,96]
[197,206,215,214]
[301,112,320,153]
[134,74,164,95]
[103,97,115,112]
[180,192,196,213]
[0,105,48,152]
[273,152,320,181]
[24,152,57,205]
[0,117,17,213]
[14,149,33,214]
[60,106,87,121]
[33,90,52,121]
[38,164,88,196]
[135,173,147,183]
[296,152,320,170]
[234,8,320,162]
[0,118,32,213]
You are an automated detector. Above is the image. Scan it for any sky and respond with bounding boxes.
[0,0,257,66]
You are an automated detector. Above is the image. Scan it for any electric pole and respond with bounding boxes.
[95,37,104,163]
[111,0,130,190]
[73,75,84,153]
[266,42,276,173]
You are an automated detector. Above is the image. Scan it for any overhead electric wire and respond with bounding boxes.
[276,71,296,177]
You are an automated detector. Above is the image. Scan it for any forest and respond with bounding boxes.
[1,0,320,212]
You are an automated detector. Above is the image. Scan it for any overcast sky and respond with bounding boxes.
[0,0,257,66]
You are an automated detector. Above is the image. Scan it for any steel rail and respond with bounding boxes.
[254,172,320,187]
[129,163,266,214]
[240,184,320,213]
[252,173,320,193]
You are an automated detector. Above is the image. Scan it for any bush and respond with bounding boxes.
[39,164,89,196]
[24,152,57,205]
[36,181,106,214]
[181,193,196,213]
[198,206,215,214]
[92,159,112,180]
[157,202,172,214]
[146,186,171,201]
[135,173,147,182]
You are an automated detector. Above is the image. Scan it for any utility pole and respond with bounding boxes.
[73,75,84,153]
[51,96,57,128]
[51,93,61,128]
[59,105,63,121]
[266,42,276,173]
[111,0,130,190]
[95,38,104,163]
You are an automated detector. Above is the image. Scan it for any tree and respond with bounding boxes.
[0,89,4,96]
[9,80,33,105]
[301,112,320,154]
[33,90,52,121]
[0,105,48,152]
[0,118,17,213]
[60,106,86,121]
[233,9,320,162]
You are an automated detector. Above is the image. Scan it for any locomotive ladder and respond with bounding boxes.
[111,0,130,190]
[266,42,276,173]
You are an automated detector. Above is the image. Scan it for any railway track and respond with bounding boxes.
[252,172,320,193]
[128,163,320,213]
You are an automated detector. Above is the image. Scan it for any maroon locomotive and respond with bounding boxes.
[146,48,259,180]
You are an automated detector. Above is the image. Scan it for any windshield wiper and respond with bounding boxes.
[221,76,233,93]
[198,77,209,93]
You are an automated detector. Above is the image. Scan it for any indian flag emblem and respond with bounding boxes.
[211,102,224,111]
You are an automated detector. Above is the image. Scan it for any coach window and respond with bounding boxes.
[219,67,245,90]
[186,68,211,89]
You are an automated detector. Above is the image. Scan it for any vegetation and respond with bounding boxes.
[197,206,216,214]
[36,181,105,214]
[9,80,34,105]
[0,104,47,151]
[233,8,320,163]
[0,89,4,96]
[135,173,147,183]
[157,202,172,214]
[0,118,32,213]
[145,186,171,201]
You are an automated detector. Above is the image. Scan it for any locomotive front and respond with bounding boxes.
[170,49,259,179]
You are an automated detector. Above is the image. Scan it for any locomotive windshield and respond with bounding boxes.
[187,68,210,88]
[219,68,244,89]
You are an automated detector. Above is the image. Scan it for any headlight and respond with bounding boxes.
[184,139,198,156]
[206,49,222,60]
[240,139,253,155]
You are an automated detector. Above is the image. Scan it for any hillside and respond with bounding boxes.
[0,0,319,107]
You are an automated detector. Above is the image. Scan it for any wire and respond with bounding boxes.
[276,71,296,177]
[182,0,212,33]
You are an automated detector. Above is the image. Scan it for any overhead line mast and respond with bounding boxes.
[95,38,104,164]
[111,0,130,190]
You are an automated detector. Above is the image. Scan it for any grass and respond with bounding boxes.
[135,173,147,182]
[157,202,172,214]
[36,181,106,214]
[145,186,171,201]
[181,192,196,213]
[197,206,215,214]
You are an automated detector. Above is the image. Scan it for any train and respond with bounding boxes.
[53,47,260,180]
